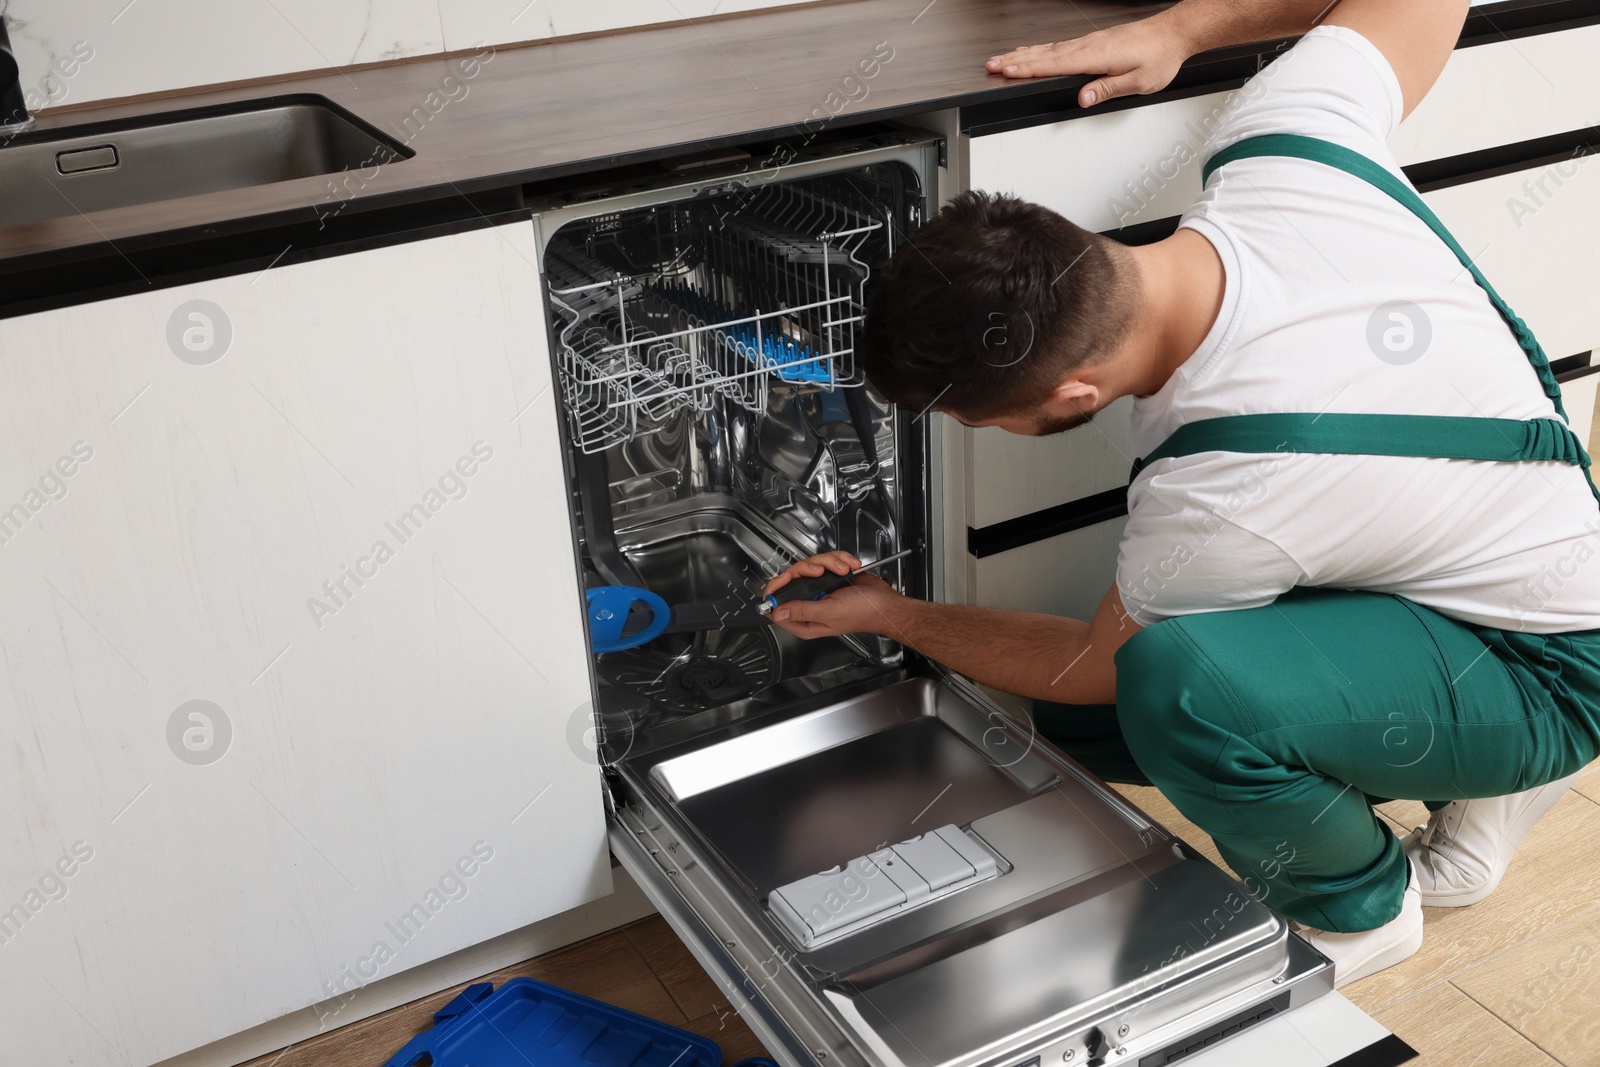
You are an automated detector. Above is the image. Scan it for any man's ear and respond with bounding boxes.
[1042,378,1100,419]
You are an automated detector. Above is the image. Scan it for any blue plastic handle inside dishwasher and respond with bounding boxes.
[650,281,834,384]
[586,586,671,653]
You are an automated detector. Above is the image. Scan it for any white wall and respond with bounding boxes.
[2,0,826,110]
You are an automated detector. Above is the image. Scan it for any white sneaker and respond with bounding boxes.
[1290,864,1423,988]
[1401,770,1581,907]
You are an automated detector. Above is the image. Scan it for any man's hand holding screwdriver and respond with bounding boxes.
[762,551,906,640]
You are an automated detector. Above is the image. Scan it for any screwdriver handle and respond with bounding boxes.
[759,572,853,614]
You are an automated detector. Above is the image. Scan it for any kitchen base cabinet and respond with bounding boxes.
[971,517,1128,625]
[966,397,1135,529]
[1568,370,1600,452]
[969,90,1234,234]
[1424,157,1600,365]
[1392,23,1600,166]
[0,224,609,1067]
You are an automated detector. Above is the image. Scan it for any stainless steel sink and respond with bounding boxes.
[0,95,410,228]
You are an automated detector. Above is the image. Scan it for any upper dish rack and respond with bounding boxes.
[547,181,885,455]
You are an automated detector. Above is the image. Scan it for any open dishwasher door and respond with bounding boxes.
[528,130,1334,1067]
[608,673,1333,1067]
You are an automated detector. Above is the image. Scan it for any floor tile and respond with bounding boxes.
[1373,982,1558,1067]
[682,1006,774,1063]
[241,930,681,1067]
[628,915,732,1022]
[1345,793,1600,1015]
[1573,759,1600,804]
[1452,907,1600,1066]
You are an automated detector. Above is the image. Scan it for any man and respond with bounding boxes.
[762,0,1600,987]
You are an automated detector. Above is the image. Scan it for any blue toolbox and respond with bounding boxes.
[381,978,723,1067]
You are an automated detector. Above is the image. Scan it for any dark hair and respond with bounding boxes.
[858,191,1136,419]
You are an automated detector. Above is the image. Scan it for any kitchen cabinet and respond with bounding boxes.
[961,22,1600,616]
[0,223,609,1067]
[971,516,1128,623]
[1390,23,1600,167]
[1423,157,1600,364]
[962,93,1225,570]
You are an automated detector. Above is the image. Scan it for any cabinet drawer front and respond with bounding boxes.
[966,96,1219,529]
[970,90,1233,233]
[972,516,1127,621]
[1394,24,1600,166]
[1565,371,1600,450]
[1424,154,1600,361]
[968,396,1134,529]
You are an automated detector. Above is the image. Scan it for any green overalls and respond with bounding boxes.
[1034,135,1600,933]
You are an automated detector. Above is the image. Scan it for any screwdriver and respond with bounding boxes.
[757,547,916,616]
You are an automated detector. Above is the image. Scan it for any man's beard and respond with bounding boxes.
[1032,406,1095,436]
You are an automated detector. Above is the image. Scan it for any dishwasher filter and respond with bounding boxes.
[530,130,1334,1067]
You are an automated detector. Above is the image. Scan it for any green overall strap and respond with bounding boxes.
[1131,134,1598,506]
[1201,133,1567,419]
[1133,412,1588,473]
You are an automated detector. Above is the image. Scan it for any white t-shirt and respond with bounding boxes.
[1117,24,1600,634]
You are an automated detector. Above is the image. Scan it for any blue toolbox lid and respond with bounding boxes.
[381,978,724,1067]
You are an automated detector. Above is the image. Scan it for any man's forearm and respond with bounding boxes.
[878,597,1115,705]
[1159,0,1338,57]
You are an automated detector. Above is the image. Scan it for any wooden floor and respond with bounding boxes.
[241,912,769,1067]
[1112,767,1600,1067]
[246,767,1600,1067]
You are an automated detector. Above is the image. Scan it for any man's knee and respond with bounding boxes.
[1116,619,1249,779]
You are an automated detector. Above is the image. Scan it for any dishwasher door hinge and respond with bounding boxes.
[599,767,621,817]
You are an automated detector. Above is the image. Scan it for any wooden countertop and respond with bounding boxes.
[0,0,1580,300]
[0,0,1171,268]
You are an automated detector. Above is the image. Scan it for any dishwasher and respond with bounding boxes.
[526,127,1333,1067]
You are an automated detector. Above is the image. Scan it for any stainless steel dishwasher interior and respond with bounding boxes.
[0,95,409,228]
[651,677,1051,895]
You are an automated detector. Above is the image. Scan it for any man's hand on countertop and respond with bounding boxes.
[985,13,1189,106]
[986,0,1342,107]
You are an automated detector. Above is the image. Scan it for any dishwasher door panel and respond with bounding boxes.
[609,675,1330,1067]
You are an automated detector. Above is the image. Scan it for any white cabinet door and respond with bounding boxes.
[0,224,609,1067]
[1393,24,1600,166]
[969,89,1232,234]
[973,517,1127,624]
[1423,156,1600,363]
[965,94,1227,538]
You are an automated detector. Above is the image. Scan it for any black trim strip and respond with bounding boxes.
[1553,352,1596,380]
[1407,126,1600,193]
[962,42,1273,138]
[968,485,1128,559]
[1460,0,1600,46]
[1327,1033,1419,1067]
[1137,991,1293,1067]
[1106,214,1182,246]
[963,0,1600,139]
[0,186,529,322]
